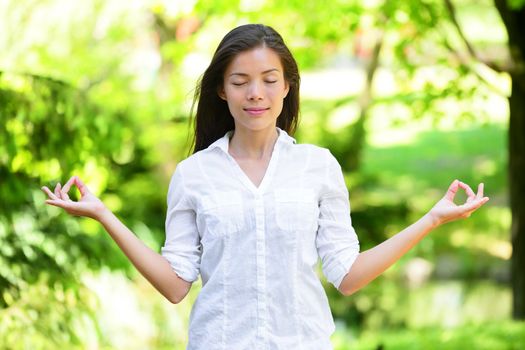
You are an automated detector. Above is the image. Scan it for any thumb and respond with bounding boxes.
[460,196,490,213]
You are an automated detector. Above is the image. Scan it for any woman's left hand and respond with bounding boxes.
[427,179,489,227]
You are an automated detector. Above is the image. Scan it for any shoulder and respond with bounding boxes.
[289,141,336,164]
[174,147,219,172]
[170,147,226,188]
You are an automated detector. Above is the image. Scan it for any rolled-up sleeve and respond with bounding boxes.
[161,164,201,283]
[316,150,360,289]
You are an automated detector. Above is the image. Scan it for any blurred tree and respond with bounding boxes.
[491,0,525,320]
[438,0,525,321]
[0,0,189,345]
[0,70,128,346]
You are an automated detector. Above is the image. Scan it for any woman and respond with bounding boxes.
[41,24,489,349]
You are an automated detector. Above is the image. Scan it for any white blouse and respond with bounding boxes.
[161,128,360,350]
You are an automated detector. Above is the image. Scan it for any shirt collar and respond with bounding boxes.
[207,127,296,153]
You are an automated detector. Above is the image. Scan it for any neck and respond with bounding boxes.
[229,126,279,159]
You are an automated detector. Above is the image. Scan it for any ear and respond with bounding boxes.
[218,86,227,101]
[283,81,290,99]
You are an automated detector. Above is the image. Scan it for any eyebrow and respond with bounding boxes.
[229,68,280,77]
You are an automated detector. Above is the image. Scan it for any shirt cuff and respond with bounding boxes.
[327,251,360,289]
[161,247,200,283]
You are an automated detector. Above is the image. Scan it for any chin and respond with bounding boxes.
[235,120,277,133]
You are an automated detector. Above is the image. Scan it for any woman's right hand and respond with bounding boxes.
[41,176,108,221]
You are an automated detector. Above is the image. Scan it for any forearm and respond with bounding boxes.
[97,209,191,303]
[338,213,438,296]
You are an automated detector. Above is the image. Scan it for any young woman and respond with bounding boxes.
[41,24,489,349]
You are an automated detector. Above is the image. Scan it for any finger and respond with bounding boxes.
[54,183,64,199]
[57,181,71,201]
[56,183,68,201]
[42,186,59,200]
[45,199,69,209]
[45,200,78,214]
[74,177,90,196]
[445,179,460,201]
[60,189,70,201]
[458,181,476,200]
[61,176,77,194]
[476,183,484,200]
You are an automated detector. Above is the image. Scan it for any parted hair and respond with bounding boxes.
[191,23,300,153]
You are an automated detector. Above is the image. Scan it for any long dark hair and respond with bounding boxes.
[190,24,300,153]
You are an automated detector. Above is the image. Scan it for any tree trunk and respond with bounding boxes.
[494,0,525,320]
[509,66,525,320]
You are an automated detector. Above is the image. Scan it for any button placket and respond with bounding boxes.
[255,194,268,348]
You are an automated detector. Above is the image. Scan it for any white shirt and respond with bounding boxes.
[161,128,360,350]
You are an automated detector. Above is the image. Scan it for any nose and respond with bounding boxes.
[246,81,264,101]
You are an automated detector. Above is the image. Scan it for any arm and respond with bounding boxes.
[338,179,489,296]
[42,176,191,304]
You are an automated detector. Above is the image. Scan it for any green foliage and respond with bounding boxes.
[0,275,100,350]
[0,71,125,298]
[0,1,189,345]
[0,70,133,345]
[324,121,509,328]
[333,321,525,349]
[508,0,525,10]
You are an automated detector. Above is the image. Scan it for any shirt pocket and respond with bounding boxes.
[198,191,246,238]
[274,189,318,231]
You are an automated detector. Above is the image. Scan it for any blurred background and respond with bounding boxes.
[1,0,524,349]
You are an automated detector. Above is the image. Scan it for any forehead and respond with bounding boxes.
[225,46,283,75]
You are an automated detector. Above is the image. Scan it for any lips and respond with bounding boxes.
[244,107,269,116]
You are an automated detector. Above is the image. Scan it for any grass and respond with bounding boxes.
[361,122,507,201]
[358,120,509,256]
[333,321,525,350]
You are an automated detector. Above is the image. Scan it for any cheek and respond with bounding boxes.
[267,89,286,102]
[269,83,288,99]
[225,99,239,114]
[223,89,243,104]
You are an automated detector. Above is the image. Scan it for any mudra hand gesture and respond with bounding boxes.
[427,179,489,227]
[41,176,107,220]
[42,177,488,228]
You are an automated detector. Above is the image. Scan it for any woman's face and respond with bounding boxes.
[219,46,289,134]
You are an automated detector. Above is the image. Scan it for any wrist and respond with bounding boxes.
[423,212,441,230]
[93,205,112,223]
